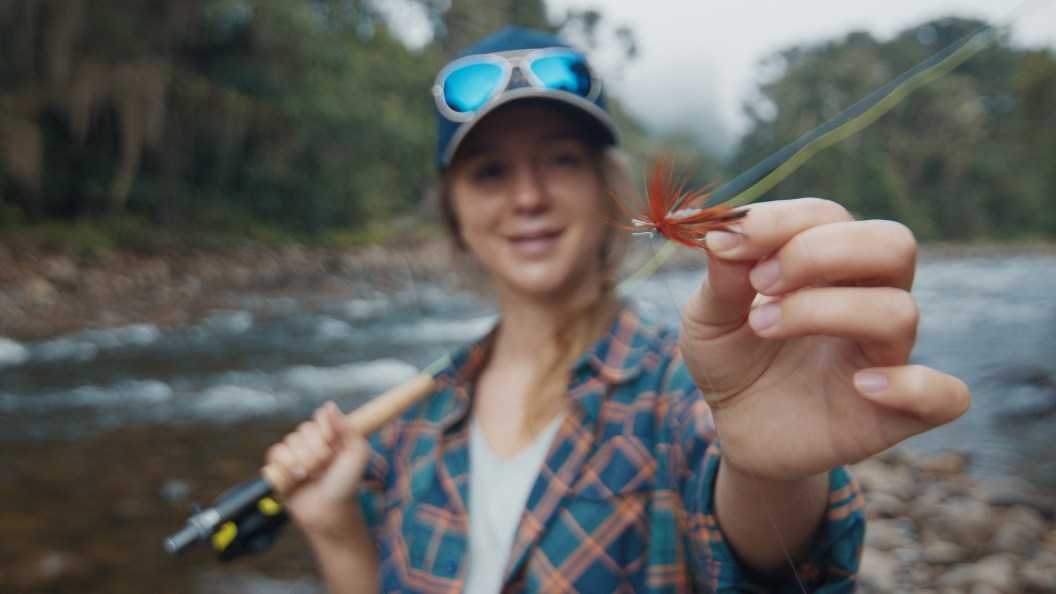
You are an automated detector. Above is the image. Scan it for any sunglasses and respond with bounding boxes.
[432,48,601,122]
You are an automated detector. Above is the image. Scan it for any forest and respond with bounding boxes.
[1,0,1054,254]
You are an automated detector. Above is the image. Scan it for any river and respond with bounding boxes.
[0,251,1053,592]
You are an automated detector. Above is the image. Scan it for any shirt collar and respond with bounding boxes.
[434,302,666,428]
[576,303,660,385]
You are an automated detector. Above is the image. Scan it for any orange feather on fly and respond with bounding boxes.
[611,153,746,250]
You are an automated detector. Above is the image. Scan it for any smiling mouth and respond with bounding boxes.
[509,229,561,241]
[507,230,562,255]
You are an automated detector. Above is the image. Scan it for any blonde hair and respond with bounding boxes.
[437,145,635,435]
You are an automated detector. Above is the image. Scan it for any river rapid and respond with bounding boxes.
[0,249,1053,592]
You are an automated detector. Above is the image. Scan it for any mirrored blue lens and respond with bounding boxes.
[530,55,592,97]
[443,62,505,113]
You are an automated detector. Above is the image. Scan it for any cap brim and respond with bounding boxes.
[440,88,621,168]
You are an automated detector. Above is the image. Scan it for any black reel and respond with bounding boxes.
[164,476,288,560]
[211,495,289,561]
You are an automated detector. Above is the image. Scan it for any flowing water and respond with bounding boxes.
[0,251,1054,592]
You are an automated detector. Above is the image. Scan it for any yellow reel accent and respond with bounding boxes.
[211,521,238,552]
[258,497,283,516]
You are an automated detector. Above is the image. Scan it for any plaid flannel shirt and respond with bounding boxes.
[359,305,864,593]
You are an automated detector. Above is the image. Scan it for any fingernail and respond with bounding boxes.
[855,370,889,395]
[706,230,742,253]
[749,301,781,330]
[750,258,781,292]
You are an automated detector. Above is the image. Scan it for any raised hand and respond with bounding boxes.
[680,198,970,481]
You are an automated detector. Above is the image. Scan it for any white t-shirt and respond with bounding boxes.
[463,413,564,594]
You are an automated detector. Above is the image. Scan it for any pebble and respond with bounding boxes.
[159,478,191,503]
[922,537,969,564]
[0,550,95,589]
[865,517,917,551]
[1022,550,1056,590]
[985,487,1056,519]
[854,452,1056,594]
[858,547,900,591]
[972,553,1019,591]
[915,451,970,475]
[21,274,57,302]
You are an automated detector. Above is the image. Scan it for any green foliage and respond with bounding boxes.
[0,0,659,250]
[431,0,553,54]
[731,17,1056,241]
[0,0,441,240]
[3,221,115,262]
[1,4,1053,249]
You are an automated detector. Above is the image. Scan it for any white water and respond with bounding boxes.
[1,253,1054,490]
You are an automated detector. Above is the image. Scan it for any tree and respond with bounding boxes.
[0,0,443,238]
[426,0,552,56]
[730,18,1056,241]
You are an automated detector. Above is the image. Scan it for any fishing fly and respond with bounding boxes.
[612,153,746,251]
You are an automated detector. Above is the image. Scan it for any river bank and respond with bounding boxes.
[3,238,1054,341]
[0,239,463,341]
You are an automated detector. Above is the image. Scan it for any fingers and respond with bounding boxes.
[707,199,918,293]
[748,286,919,365]
[691,198,920,359]
[750,220,917,294]
[855,365,971,427]
[706,197,854,261]
[265,401,353,480]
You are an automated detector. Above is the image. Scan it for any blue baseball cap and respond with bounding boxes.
[433,26,620,169]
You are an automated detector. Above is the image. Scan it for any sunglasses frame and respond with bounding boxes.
[432,47,601,123]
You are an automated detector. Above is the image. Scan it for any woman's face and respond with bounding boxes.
[448,102,609,304]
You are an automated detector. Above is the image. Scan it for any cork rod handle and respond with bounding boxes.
[260,372,435,496]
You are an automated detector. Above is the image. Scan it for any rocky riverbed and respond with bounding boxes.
[854,448,1056,593]
[3,441,1053,593]
[0,240,466,341]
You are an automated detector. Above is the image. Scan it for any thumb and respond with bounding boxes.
[317,403,371,496]
[679,237,776,397]
[683,247,758,338]
[854,366,971,428]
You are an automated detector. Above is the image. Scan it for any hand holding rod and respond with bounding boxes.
[163,372,436,554]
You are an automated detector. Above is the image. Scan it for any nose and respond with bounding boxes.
[510,162,550,214]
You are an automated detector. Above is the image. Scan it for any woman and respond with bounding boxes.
[265,27,970,593]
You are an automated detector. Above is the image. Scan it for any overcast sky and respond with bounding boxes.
[544,0,1056,151]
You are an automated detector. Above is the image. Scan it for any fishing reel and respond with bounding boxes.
[163,372,436,562]
[164,476,288,561]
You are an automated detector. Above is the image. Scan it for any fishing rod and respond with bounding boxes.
[619,19,1009,292]
[707,24,1002,208]
[163,15,1018,561]
[163,369,440,558]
